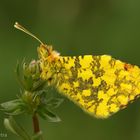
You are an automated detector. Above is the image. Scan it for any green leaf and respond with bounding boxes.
[15,61,23,87]
[5,108,25,116]
[46,98,64,109]
[37,110,47,120]
[45,109,61,122]
[38,107,61,122]
[32,80,46,91]
[4,116,31,140]
[15,61,20,79]
[4,118,19,136]
[0,99,25,115]
[23,75,33,91]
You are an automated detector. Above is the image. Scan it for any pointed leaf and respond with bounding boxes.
[4,116,30,140]
[38,107,61,122]
[45,109,61,122]
[15,61,24,87]
[46,98,64,109]
[5,108,25,116]
[32,80,46,91]
[23,75,33,91]
[1,99,23,113]
[15,61,20,78]
[37,110,47,120]
[4,118,19,136]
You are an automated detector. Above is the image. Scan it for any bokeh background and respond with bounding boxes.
[1,0,140,140]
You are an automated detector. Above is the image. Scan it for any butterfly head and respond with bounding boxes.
[38,44,60,63]
[14,22,60,63]
[14,22,60,83]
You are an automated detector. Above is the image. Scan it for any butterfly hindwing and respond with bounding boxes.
[55,55,140,118]
[38,45,140,118]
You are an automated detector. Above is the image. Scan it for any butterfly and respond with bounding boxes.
[14,22,140,119]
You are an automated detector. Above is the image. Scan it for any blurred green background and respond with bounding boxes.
[1,0,140,140]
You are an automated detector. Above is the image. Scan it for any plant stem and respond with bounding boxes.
[32,113,43,140]
[32,113,40,134]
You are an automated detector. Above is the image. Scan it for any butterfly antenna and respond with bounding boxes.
[14,22,44,45]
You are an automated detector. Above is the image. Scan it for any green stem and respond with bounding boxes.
[32,113,43,140]
[32,113,40,134]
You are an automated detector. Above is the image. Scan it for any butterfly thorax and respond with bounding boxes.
[38,44,62,85]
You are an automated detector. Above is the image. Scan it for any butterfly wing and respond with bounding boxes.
[55,55,140,118]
